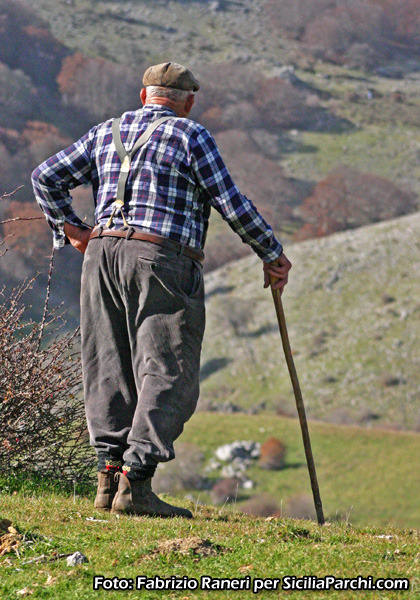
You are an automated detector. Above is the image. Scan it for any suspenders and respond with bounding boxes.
[105,115,175,229]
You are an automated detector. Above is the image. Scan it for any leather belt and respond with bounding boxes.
[89,226,204,263]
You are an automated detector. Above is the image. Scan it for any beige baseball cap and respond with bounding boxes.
[143,62,200,92]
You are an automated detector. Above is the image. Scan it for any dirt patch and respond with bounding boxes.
[0,519,21,557]
[155,536,223,557]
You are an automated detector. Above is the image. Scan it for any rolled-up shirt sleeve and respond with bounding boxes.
[31,127,96,249]
[191,127,283,262]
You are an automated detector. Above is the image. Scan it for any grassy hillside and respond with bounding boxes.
[200,212,420,431]
[177,413,420,529]
[1,463,419,600]
[19,0,292,70]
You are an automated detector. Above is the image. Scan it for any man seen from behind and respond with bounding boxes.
[32,61,292,519]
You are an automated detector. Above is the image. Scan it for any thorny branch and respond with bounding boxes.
[37,248,55,352]
[0,190,94,483]
[0,216,42,225]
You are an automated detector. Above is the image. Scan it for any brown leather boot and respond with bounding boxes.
[94,471,119,511]
[111,473,193,518]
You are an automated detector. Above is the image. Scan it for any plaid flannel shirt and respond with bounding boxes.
[31,104,283,262]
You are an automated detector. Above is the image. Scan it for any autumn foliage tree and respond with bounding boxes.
[254,78,310,130]
[192,62,264,126]
[57,53,143,123]
[371,0,420,52]
[265,0,420,68]
[265,0,337,40]
[295,166,418,240]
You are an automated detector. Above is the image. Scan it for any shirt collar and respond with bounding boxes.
[141,104,177,117]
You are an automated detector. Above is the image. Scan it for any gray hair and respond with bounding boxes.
[145,85,194,102]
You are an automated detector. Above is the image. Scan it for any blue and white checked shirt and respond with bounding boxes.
[32,104,283,261]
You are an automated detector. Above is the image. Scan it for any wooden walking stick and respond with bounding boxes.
[270,279,325,525]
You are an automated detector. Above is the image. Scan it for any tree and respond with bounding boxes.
[254,78,311,130]
[295,166,418,240]
[0,62,38,130]
[57,53,142,123]
[370,0,420,53]
[0,0,68,89]
[264,0,337,39]
[265,0,420,69]
[304,2,387,63]
[214,129,297,229]
[192,61,264,128]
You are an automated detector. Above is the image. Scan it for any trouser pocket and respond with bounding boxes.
[176,259,202,298]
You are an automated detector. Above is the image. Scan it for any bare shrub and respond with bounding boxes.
[210,477,241,505]
[240,495,281,517]
[304,2,386,64]
[0,192,94,482]
[153,443,205,494]
[345,42,381,70]
[258,437,287,470]
[285,494,316,520]
[0,275,92,481]
[2,201,52,275]
[220,102,262,130]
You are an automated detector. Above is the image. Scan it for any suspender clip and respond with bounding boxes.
[121,156,131,173]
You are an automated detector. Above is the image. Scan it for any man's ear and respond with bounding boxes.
[140,88,147,105]
[185,94,195,114]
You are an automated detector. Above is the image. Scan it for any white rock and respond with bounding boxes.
[67,551,88,566]
[215,441,261,462]
[242,479,254,489]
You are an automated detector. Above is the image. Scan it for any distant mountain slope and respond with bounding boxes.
[200,212,420,430]
[2,0,419,333]
[20,0,290,70]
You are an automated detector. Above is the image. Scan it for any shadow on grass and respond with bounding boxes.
[200,357,233,382]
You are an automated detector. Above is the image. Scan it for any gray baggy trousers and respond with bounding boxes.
[80,235,205,475]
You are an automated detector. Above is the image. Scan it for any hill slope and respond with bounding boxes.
[200,212,420,430]
[1,469,419,599]
[178,412,420,529]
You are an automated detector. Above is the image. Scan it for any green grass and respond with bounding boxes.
[1,471,419,599]
[179,413,420,529]
[284,124,420,196]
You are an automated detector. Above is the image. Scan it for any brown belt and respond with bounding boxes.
[89,226,204,263]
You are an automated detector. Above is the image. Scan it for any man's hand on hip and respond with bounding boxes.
[263,253,292,294]
[63,222,92,254]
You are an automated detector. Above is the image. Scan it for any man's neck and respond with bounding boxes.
[145,97,181,116]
